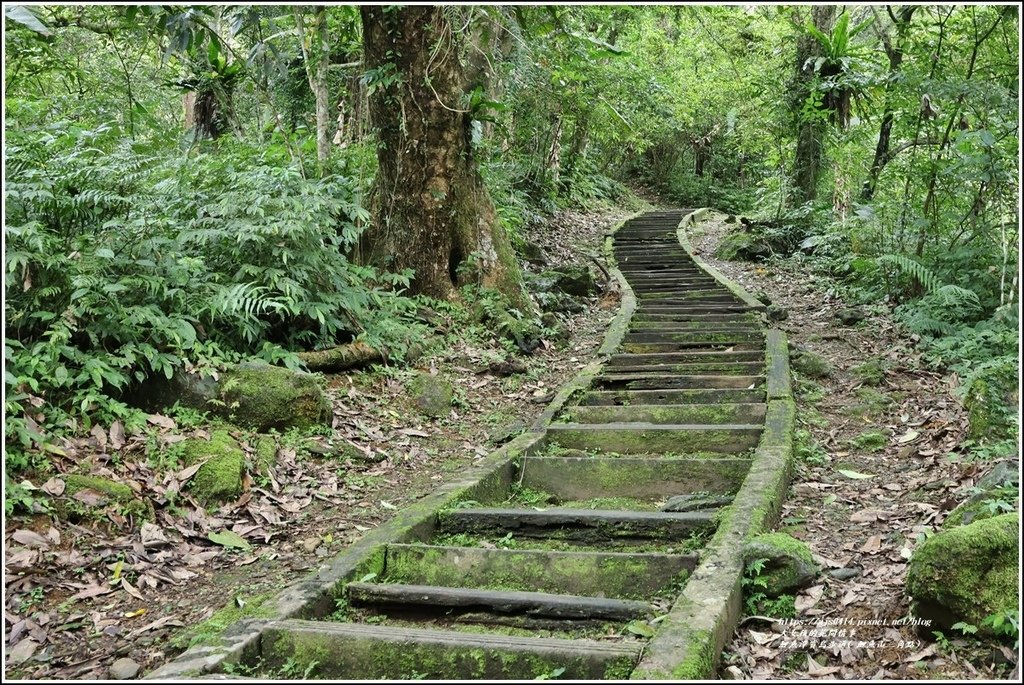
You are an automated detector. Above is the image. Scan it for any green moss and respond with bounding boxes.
[792,350,832,379]
[671,628,715,679]
[171,592,276,649]
[408,372,454,418]
[181,428,245,506]
[64,474,135,502]
[851,358,887,386]
[742,533,818,596]
[220,364,330,432]
[252,435,278,476]
[906,512,1019,635]
[850,430,887,452]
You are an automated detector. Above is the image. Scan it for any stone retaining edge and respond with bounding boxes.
[631,225,794,679]
[677,208,766,312]
[146,210,646,679]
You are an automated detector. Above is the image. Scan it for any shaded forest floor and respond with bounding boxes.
[2,205,636,679]
[689,212,1015,680]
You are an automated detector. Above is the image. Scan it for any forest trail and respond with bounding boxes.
[149,210,788,679]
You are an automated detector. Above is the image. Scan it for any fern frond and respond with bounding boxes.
[877,254,941,292]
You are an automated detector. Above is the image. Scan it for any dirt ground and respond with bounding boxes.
[689,211,1016,681]
[3,205,637,680]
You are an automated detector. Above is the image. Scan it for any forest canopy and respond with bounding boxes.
[4,4,1019,488]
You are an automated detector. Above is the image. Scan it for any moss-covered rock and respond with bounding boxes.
[851,358,887,386]
[408,372,453,418]
[64,474,135,502]
[906,512,1019,635]
[791,348,832,379]
[181,429,246,506]
[943,461,1019,529]
[220,364,330,432]
[743,532,819,597]
[715,230,771,262]
[252,435,279,477]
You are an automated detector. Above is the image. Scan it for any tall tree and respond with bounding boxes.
[791,5,835,203]
[359,5,528,308]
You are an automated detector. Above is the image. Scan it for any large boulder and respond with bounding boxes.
[742,532,819,597]
[963,361,1018,442]
[550,266,598,297]
[715,230,771,262]
[906,512,1018,635]
[126,363,330,433]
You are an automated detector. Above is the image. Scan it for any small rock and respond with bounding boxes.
[7,638,40,666]
[828,566,862,581]
[110,657,141,680]
[520,241,547,266]
[301,538,320,553]
[550,266,598,297]
[753,290,772,306]
[408,372,453,418]
[766,304,788,322]
[742,533,820,597]
[488,359,527,377]
[836,308,866,325]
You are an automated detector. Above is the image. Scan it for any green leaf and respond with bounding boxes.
[625,620,656,638]
[208,530,252,550]
[836,469,875,480]
[95,248,116,259]
[5,5,51,36]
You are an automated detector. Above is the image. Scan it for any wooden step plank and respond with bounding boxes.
[260,620,640,680]
[563,403,767,426]
[596,374,763,390]
[607,351,764,366]
[347,582,652,621]
[384,544,696,600]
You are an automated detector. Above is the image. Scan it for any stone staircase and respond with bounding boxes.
[150,209,791,681]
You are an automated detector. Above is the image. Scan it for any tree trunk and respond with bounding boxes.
[295,6,332,167]
[861,6,917,201]
[360,6,529,309]
[791,5,835,204]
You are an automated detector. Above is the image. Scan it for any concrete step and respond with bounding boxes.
[596,374,763,390]
[347,582,652,622]
[582,388,766,405]
[518,455,751,499]
[631,312,761,322]
[563,403,767,425]
[622,341,763,354]
[439,507,717,542]
[259,620,640,679]
[629,322,761,332]
[383,544,696,600]
[545,422,761,454]
[607,351,764,366]
[601,362,763,377]
[625,330,762,344]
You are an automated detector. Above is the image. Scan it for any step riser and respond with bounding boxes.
[608,352,764,366]
[440,508,717,542]
[622,342,762,353]
[519,456,751,499]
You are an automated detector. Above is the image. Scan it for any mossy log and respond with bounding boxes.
[297,341,383,372]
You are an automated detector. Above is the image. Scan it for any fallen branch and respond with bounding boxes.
[297,341,383,372]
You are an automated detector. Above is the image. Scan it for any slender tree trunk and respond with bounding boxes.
[861,6,916,201]
[359,6,529,309]
[295,6,332,167]
[791,5,835,204]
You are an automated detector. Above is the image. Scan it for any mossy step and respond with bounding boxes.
[381,545,696,600]
[439,507,717,542]
[634,297,742,307]
[545,423,761,454]
[601,362,764,376]
[259,620,640,679]
[631,313,760,322]
[607,351,763,366]
[346,583,652,622]
[563,403,767,426]
[636,305,759,314]
[596,374,764,390]
[622,342,763,354]
[582,388,766,405]
[518,456,751,499]
[630,322,761,332]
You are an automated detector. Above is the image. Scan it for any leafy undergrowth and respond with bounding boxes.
[691,212,1016,680]
[2,206,633,679]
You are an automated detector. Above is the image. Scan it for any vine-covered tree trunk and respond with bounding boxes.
[360,6,528,308]
[295,6,331,166]
[791,5,835,203]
